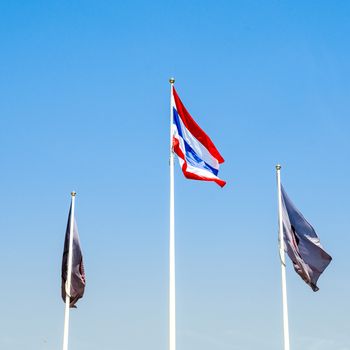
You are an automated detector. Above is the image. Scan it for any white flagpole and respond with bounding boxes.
[62,191,76,350]
[276,165,290,350]
[169,77,176,350]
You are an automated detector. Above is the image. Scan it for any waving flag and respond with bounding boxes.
[281,186,332,291]
[61,205,86,307]
[171,87,226,187]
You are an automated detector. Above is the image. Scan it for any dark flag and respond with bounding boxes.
[281,186,332,291]
[61,205,86,307]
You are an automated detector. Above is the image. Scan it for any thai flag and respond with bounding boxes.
[171,86,226,187]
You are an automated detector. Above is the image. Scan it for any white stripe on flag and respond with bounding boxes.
[172,105,220,169]
[173,133,223,182]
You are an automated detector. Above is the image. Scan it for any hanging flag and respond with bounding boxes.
[281,186,332,291]
[171,86,226,187]
[61,205,86,307]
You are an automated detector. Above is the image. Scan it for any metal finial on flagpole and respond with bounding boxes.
[71,191,76,197]
[169,77,175,84]
[276,164,281,170]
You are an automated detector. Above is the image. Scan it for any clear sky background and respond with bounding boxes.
[1,1,349,349]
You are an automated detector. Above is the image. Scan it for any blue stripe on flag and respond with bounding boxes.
[173,107,219,176]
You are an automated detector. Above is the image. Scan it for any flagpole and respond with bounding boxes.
[62,191,76,350]
[276,165,290,350]
[169,77,176,350]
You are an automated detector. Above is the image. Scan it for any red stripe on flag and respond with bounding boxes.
[173,87,225,164]
[173,137,226,188]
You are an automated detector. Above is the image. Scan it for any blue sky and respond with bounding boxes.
[1,1,350,349]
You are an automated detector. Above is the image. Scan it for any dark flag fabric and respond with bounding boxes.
[61,205,86,307]
[281,186,332,292]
